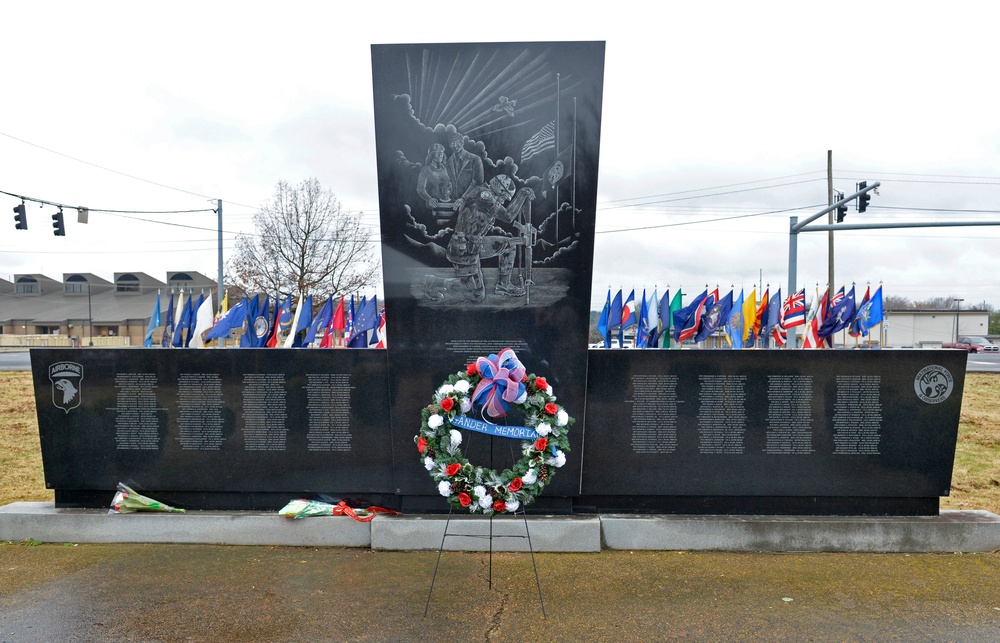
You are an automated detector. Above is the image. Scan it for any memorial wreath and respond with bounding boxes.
[415,348,573,514]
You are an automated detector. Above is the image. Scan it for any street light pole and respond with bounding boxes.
[954,298,964,343]
[87,283,94,347]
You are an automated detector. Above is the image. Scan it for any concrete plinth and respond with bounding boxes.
[4,503,999,552]
[0,502,371,547]
[370,514,602,552]
[600,511,1000,552]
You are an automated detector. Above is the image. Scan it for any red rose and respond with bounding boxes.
[534,377,548,391]
[417,437,427,454]
[508,477,523,492]
[534,437,548,451]
[544,403,558,416]
[458,492,472,507]
[467,363,477,376]
[493,500,507,512]
[440,397,454,412]
[446,463,461,476]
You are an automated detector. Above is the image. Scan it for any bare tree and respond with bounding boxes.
[228,179,380,299]
[884,295,913,310]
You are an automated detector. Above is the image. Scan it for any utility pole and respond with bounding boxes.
[217,199,224,311]
[827,150,834,295]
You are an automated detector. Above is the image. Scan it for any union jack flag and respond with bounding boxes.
[781,288,806,329]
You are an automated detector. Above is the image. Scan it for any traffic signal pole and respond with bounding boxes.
[786,181,880,347]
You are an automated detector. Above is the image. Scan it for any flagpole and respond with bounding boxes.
[572,96,577,230]
[554,73,560,244]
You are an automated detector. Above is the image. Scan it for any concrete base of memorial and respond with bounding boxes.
[600,511,1000,552]
[3,502,998,552]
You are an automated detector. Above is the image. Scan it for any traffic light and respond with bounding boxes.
[836,200,847,223]
[13,202,27,230]
[857,181,871,213]
[52,208,66,236]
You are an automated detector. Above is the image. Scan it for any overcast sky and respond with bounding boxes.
[3,2,1000,312]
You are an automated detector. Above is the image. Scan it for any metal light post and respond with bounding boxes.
[87,282,94,347]
[954,298,964,343]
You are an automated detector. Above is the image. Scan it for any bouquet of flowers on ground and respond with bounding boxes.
[108,482,185,514]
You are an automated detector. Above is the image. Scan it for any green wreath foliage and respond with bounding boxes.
[415,360,573,514]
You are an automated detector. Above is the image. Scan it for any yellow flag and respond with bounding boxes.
[742,288,757,342]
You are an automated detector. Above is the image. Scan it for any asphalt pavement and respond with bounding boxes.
[1,543,998,642]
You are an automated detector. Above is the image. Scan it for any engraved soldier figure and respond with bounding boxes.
[423,174,535,302]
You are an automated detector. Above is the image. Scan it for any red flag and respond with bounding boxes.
[319,296,345,348]
[374,307,386,348]
[264,297,288,348]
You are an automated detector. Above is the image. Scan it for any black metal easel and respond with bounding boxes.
[423,431,546,618]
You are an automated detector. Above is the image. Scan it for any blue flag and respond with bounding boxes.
[183,293,204,347]
[673,289,708,343]
[239,295,261,347]
[292,294,313,348]
[204,296,250,342]
[144,293,161,348]
[596,289,611,348]
[304,296,333,346]
[695,290,733,343]
[172,294,194,347]
[636,289,650,348]
[764,289,782,348]
[819,285,857,339]
[726,290,745,349]
[855,286,883,336]
[348,296,378,348]
[609,290,623,333]
[161,292,175,348]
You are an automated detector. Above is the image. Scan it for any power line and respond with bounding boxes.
[599,170,826,205]
[0,188,215,215]
[600,178,825,210]
[596,204,824,234]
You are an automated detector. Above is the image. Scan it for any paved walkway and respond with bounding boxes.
[1,543,998,641]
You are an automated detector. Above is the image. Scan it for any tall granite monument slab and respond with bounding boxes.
[371,41,606,508]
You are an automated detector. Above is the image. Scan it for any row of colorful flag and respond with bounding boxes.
[142,290,386,349]
[596,284,884,349]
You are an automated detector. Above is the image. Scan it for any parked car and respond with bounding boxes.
[941,336,1000,353]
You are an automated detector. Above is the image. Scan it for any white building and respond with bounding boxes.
[884,309,991,348]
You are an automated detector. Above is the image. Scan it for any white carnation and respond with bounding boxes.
[522,469,537,485]
[436,384,455,400]
[454,379,471,394]
[547,449,567,468]
[473,485,487,499]
[505,498,520,513]
[460,398,472,413]
[438,481,452,497]
[546,385,553,396]
[535,422,551,437]
[428,414,443,429]
[557,409,569,426]
[424,457,436,471]
[514,389,528,404]
[479,494,493,509]
[449,429,462,450]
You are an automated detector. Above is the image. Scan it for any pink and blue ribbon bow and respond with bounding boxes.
[472,348,526,418]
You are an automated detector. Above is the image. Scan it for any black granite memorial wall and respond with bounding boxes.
[31,349,394,509]
[579,349,967,515]
[31,347,967,514]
